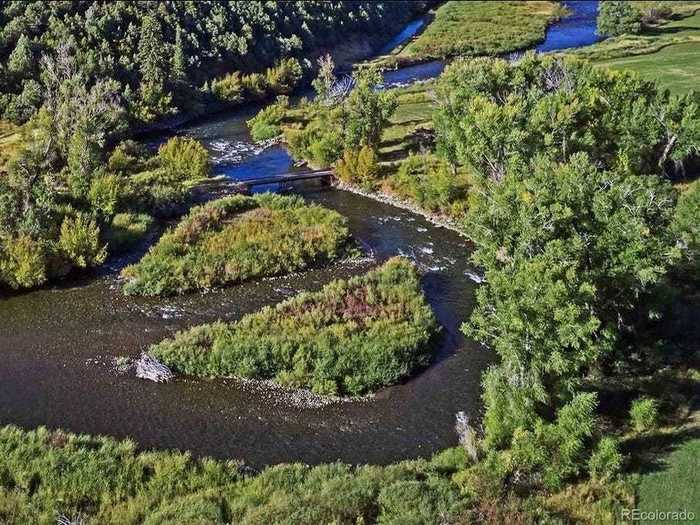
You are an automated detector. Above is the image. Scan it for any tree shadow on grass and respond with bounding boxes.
[624,424,700,477]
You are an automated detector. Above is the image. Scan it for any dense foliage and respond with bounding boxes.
[434,53,700,181]
[597,1,642,37]
[0,424,474,525]
[430,52,698,503]
[150,257,437,396]
[150,259,437,395]
[0,1,432,125]
[0,132,207,290]
[390,153,470,217]
[122,194,350,297]
[270,67,397,168]
[398,1,562,60]
[464,153,679,448]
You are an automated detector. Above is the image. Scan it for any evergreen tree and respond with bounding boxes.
[172,25,187,83]
[136,14,171,119]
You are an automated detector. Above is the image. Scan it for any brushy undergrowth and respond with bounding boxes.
[0,424,473,525]
[121,194,350,296]
[150,257,438,395]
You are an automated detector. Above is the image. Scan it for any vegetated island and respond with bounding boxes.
[149,257,438,396]
[122,193,352,296]
[375,0,565,67]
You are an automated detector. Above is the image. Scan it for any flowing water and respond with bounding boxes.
[0,1,600,468]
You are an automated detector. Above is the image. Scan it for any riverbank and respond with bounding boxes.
[334,180,464,235]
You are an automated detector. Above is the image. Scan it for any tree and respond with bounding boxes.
[463,153,679,447]
[136,14,171,120]
[344,67,397,149]
[312,54,336,102]
[171,25,187,84]
[434,53,699,180]
[7,34,33,79]
[597,1,641,37]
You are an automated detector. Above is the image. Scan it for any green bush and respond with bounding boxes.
[241,72,268,100]
[629,397,659,432]
[0,234,47,289]
[510,393,598,490]
[284,107,345,168]
[122,193,350,296]
[588,437,624,482]
[88,173,122,218]
[247,96,288,141]
[265,58,303,95]
[157,136,210,182]
[107,140,146,175]
[673,179,700,281]
[149,257,438,395]
[211,71,244,103]
[392,153,469,214]
[58,213,107,269]
[335,146,380,189]
[105,212,154,252]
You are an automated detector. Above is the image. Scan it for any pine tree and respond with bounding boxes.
[172,25,187,83]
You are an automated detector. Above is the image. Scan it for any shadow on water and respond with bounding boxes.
[0,2,604,467]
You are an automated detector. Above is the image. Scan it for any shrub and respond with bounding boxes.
[284,106,345,168]
[0,234,47,289]
[597,1,642,37]
[58,213,107,269]
[392,153,469,213]
[107,140,146,175]
[247,96,288,141]
[122,194,350,296]
[149,257,438,395]
[588,437,623,482]
[242,72,268,100]
[88,174,122,218]
[265,58,303,95]
[510,393,598,490]
[211,71,244,103]
[335,146,380,189]
[673,179,700,281]
[157,136,210,182]
[629,397,659,432]
[105,212,154,252]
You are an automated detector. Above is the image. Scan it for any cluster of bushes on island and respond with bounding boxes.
[122,194,351,297]
[149,257,438,396]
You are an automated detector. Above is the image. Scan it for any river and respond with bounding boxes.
[0,1,599,468]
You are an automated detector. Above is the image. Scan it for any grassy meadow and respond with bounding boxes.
[585,8,700,94]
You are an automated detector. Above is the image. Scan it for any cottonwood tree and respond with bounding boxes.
[344,67,397,149]
[463,153,679,447]
[434,53,700,180]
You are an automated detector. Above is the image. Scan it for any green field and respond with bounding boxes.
[379,82,434,160]
[637,437,700,522]
[590,9,700,94]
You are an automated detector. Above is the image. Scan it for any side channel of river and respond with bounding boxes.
[0,1,600,468]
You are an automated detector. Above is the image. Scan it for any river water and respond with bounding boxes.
[0,1,599,468]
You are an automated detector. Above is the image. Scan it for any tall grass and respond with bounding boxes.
[122,194,350,296]
[150,257,438,395]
